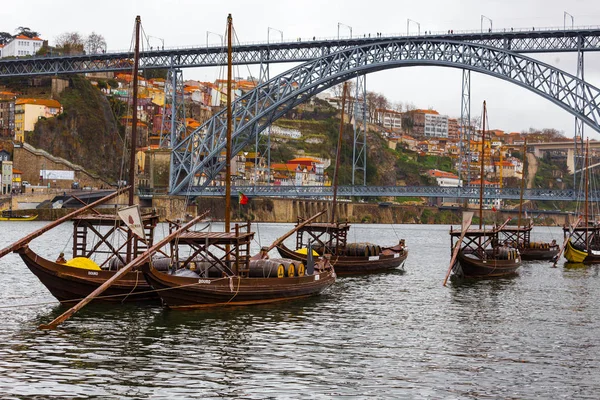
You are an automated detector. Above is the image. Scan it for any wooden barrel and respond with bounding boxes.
[345,243,371,257]
[272,258,296,277]
[248,259,285,278]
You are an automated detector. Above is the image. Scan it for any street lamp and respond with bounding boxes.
[337,22,352,39]
[564,11,574,29]
[147,35,164,50]
[407,19,421,35]
[267,27,283,44]
[206,31,224,47]
[481,15,493,33]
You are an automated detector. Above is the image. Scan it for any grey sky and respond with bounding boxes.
[2,0,600,137]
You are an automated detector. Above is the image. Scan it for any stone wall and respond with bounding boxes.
[13,144,110,189]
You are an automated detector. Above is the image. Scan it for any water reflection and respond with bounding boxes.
[1,224,599,398]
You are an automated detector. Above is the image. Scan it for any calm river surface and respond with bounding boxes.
[0,221,599,399]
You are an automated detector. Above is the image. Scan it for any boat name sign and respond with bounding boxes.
[198,279,211,284]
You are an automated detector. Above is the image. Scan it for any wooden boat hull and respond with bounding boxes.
[0,215,38,221]
[520,247,560,261]
[142,263,336,309]
[276,244,407,275]
[16,245,158,303]
[564,240,600,264]
[455,250,521,278]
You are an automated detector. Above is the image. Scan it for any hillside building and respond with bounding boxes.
[0,35,44,58]
[14,98,63,142]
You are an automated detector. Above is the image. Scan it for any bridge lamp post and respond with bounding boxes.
[206,31,224,48]
[147,35,164,50]
[564,12,574,29]
[337,22,352,39]
[407,19,420,35]
[481,15,493,33]
[267,27,283,44]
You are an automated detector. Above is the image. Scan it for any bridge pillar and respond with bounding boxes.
[352,74,367,185]
[459,69,472,186]
[566,148,575,174]
[573,37,585,189]
[255,50,271,185]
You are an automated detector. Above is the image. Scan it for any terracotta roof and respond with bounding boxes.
[414,109,439,115]
[428,169,458,179]
[14,35,43,41]
[15,98,61,108]
[288,157,320,163]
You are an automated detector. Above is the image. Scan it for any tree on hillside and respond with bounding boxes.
[523,128,565,142]
[0,32,12,45]
[15,27,40,38]
[55,32,85,55]
[85,32,107,54]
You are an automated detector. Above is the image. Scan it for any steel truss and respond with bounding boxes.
[352,74,367,186]
[459,69,472,186]
[159,68,186,149]
[2,29,600,77]
[170,184,584,202]
[169,39,600,194]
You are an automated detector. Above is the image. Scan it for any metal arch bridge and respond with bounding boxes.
[1,28,600,76]
[174,185,590,202]
[168,37,600,195]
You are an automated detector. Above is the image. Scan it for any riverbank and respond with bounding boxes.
[3,193,571,226]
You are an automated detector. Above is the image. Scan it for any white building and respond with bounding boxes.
[424,113,449,138]
[1,35,43,58]
[377,109,403,131]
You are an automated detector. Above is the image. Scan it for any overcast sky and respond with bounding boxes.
[2,0,600,137]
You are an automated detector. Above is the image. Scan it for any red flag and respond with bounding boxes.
[239,192,249,205]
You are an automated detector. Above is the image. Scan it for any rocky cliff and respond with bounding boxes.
[26,76,123,183]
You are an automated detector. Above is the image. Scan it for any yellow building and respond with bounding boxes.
[14,98,62,142]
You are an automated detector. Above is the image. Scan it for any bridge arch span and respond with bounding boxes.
[170,38,600,194]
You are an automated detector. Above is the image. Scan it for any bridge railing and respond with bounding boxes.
[8,25,600,60]
[139,185,588,201]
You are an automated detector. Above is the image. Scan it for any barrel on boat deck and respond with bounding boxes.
[345,243,371,257]
[248,259,285,278]
[370,244,381,256]
[272,259,296,277]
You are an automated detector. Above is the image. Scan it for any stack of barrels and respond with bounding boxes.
[497,247,519,260]
[248,259,306,278]
[344,242,381,257]
[529,242,550,249]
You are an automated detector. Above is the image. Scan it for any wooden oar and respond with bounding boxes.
[443,211,473,286]
[0,187,129,260]
[552,216,582,268]
[262,210,326,253]
[38,210,210,330]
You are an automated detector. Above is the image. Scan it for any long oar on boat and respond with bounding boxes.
[38,210,210,330]
[443,211,474,286]
[0,187,130,260]
[552,216,582,268]
[262,210,327,254]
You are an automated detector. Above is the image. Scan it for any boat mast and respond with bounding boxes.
[330,82,348,224]
[585,138,589,250]
[479,101,486,230]
[129,16,141,207]
[225,13,233,233]
[517,139,527,246]
[126,15,141,263]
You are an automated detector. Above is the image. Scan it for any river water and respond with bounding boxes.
[0,221,598,399]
